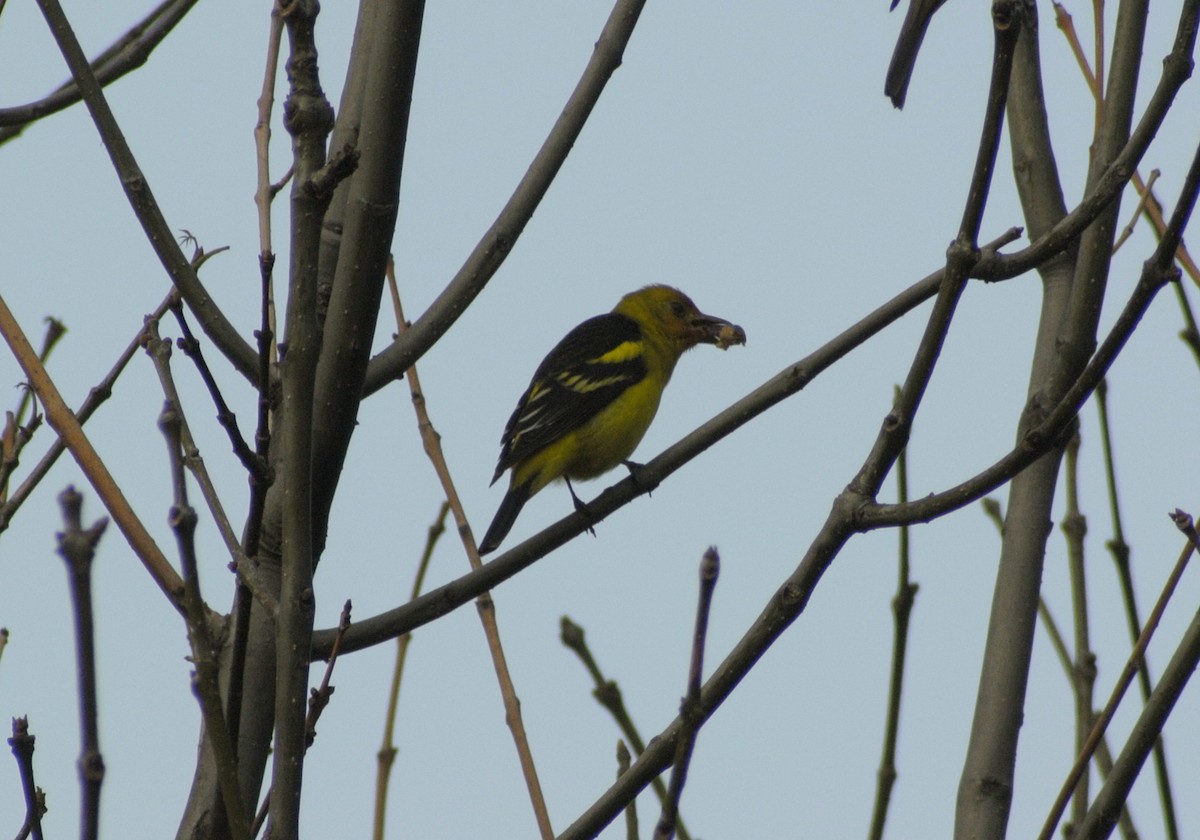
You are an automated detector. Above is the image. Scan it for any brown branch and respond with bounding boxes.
[1071,513,1200,839]
[374,503,450,840]
[386,263,555,839]
[0,290,185,608]
[0,293,175,534]
[1037,511,1198,840]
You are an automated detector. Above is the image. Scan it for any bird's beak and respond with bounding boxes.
[690,312,747,350]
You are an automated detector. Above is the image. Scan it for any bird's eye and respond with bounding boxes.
[669,301,687,318]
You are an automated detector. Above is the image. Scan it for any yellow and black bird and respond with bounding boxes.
[478,285,746,555]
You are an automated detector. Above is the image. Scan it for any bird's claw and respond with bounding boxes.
[566,478,598,536]
[621,459,653,496]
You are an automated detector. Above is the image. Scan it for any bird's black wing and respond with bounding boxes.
[493,312,647,481]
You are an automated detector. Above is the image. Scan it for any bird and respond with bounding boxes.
[885,0,950,109]
[477,285,746,555]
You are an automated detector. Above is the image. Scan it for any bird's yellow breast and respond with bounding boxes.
[565,374,664,478]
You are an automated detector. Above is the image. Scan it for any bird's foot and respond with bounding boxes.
[621,459,653,496]
[566,478,597,537]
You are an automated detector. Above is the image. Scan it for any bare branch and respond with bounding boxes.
[7,717,46,840]
[0,290,185,608]
[1038,511,1198,840]
[32,0,259,382]
[158,398,251,840]
[386,265,554,839]
[362,0,652,395]
[652,547,718,840]
[55,486,108,840]
[0,0,199,139]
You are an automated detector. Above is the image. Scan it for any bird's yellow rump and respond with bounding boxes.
[478,285,746,554]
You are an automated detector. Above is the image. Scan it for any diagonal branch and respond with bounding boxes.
[386,266,555,839]
[0,0,199,139]
[0,290,185,609]
[361,0,651,396]
[309,228,1024,659]
[32,0,259,383]
[0,293,175,534]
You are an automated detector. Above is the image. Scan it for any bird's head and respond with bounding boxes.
[614,285,747,354]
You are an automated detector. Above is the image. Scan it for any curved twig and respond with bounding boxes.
[32,0,259,383]
[361,0,651,396]
[0,0,199,139]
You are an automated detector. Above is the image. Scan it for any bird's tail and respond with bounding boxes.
[478,482,532,555]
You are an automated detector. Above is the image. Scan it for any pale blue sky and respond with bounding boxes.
[2,1,1199,838]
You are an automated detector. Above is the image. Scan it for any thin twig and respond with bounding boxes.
[0,404,42,507]
[251,601,354,840]
[143,321,251,579]
[1113,170,1159,253]
[362,0,652,395]
[1071,515,1200,838]
[1172,280,1200,367]
[33,0,258,382]
[1095,379,1178,837]
[171,304,265,482]
[652,547,719,840]
[1061,432,1096,832]
[386,261,554,839]
[559,617,692,840]
[0,292,175,534]
[1037,510,1197,840]
[158,399,250,840]
[0,318,63,502]
[617,741,639,840]
[254,1,286,278]
[374,502,449,840]
[867,401,918,840]
[304,600,352,747]
[0,0,199,140]
[14,317,66,427]
[55,487,108,840]
[8,717,46,840]
[0,290,185,608]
